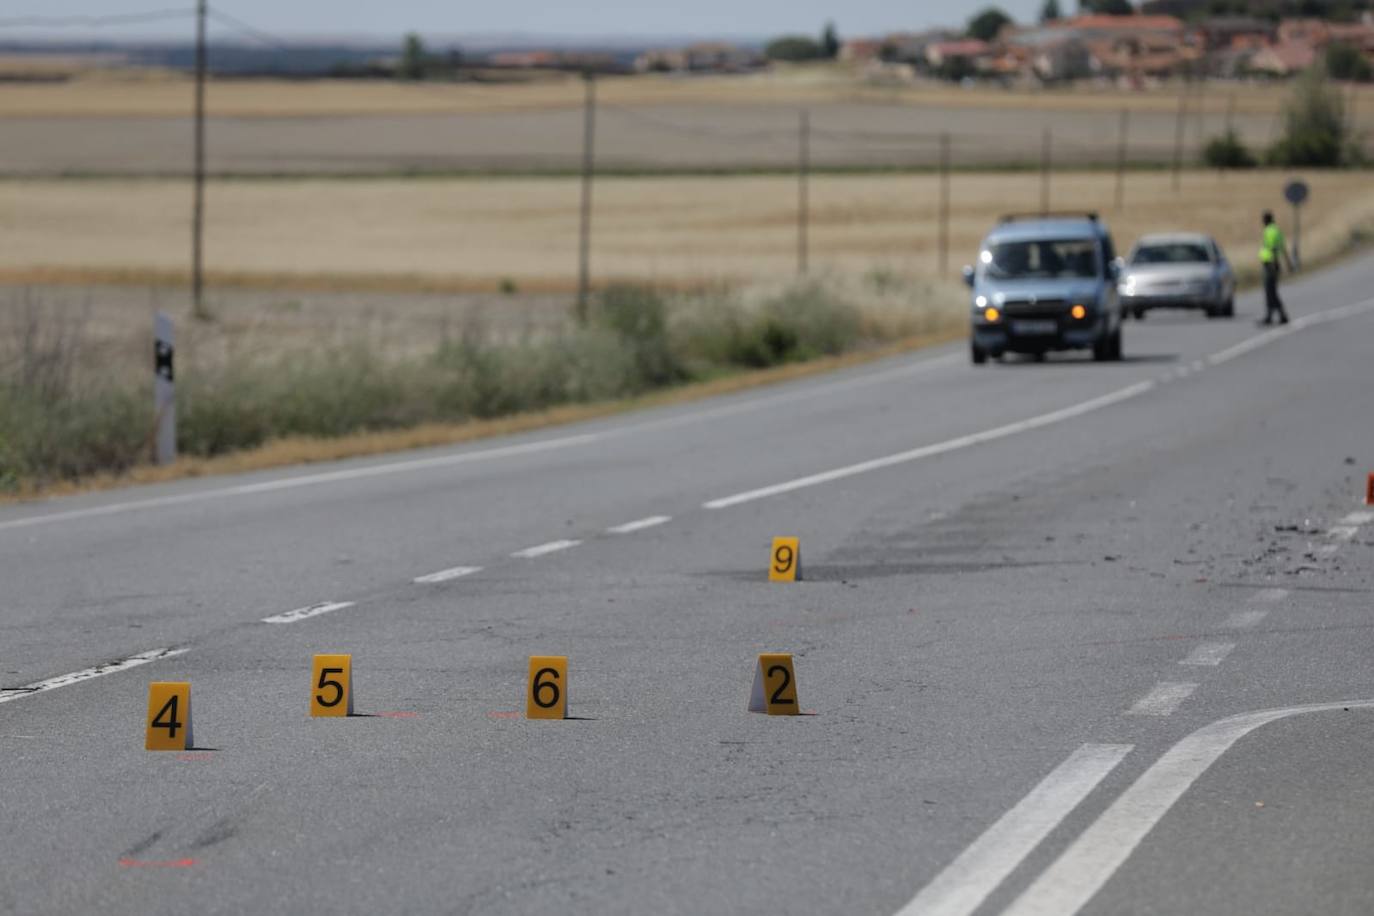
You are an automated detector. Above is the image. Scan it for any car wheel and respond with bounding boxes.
[1111,327,1124,361]
[1092,334,1111,362]
[971,342,988,365]
[1133,308,1146,321]
[1223,298,1235,318]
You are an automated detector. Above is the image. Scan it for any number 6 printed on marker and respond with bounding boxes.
[526,656,568,719]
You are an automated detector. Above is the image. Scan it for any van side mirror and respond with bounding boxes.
[961,265,976,288]
[1109,257,1125,280]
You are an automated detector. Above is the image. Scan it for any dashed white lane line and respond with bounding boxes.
[261,601,355,624]
[704,381,1156,509]
[896,743,1132,916]
[511,539,582,559]
[1003,699,1374,916]
[606,515,672,535]
[413,566,482,584]
[1178,642,1235,667]
[1250,588,1289,603]
[1126,682,1198,717]
[0,648,188,705]
[1342,511,1373,526]
[1223,609,1269,630]
[1328,525,1360,542]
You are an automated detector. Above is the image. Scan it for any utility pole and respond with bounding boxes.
[575,71,596,322]
[191,0,207,318]
[938,132,951,275]
[798,109,810,276]
[1114,108,1129,211]
[1040,127,1051,216]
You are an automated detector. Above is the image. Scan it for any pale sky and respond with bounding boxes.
[9,0,1057,42]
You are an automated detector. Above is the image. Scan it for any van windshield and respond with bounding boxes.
[983,239,1099,280]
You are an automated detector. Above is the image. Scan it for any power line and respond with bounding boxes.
[205,6,293,50]
[0,8,191,28]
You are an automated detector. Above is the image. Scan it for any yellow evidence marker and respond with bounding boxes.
[311,654,354,717]
[769,537,801,582]
[145,682,193,751]
[526,656,568,720]
[748,653,799,716]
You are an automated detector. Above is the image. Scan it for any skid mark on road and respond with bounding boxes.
[897,743,1132,916]
[1003,699,1374,916]
[0,648,187,705]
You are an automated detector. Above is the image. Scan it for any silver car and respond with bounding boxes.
[1118,233,1236,320]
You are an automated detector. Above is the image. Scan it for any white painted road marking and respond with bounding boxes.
[1250,588,1289,603]
[606,515,672,535]
[413,566,482,584]
[1003,699,1374,916]
[1342,511,1373,526]
[896,743,1132,916]
[704,381,1157,509]
[0,648,188,705]
[261,601,355,624]
[1126,682,1198,717]
[1178,642,1235,667]
[512,539,582,559]
[1328,525,1360,542]
[1223,609,1269,630]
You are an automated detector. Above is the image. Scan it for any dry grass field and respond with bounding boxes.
[0,69,1361,119]
[4,170,1372,294]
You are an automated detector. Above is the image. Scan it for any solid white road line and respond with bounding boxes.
[512,539,582,559]
[896,743,1132,916]
[606,515,672,535]
[0,433,602,534]
[261,601,355,624]
[1341,511,1373,526]
[1178,642,1235,667]
[1328,525,1360,542]
[1250,588,1289,603]
[0,648,188,705]
[1126,682,1197,717]
[413,566,482,584]
[1003,699,1374,916]
[704,381,1157,509]
[1223,608,1269,630]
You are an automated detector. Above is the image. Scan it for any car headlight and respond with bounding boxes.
[975,295,988,309]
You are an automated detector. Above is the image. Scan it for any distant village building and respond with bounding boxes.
[634,42,763,74]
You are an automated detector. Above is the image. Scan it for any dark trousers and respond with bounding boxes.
[1262,262,1288,324]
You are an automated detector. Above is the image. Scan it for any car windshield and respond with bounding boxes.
[1131,242,1211,265]
[982,238,1098,280]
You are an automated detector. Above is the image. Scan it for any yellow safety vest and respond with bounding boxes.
[1259,224,1285,263]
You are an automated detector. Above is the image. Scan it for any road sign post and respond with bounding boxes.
[154,311,176,466]
[1284,179,1308,270]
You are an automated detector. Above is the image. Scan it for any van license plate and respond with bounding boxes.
[1012,320,1057,335]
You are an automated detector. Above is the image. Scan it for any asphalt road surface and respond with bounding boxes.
[2,255,1373,915]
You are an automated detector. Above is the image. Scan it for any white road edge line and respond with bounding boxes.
[1126,682,1197,717]
[705,296,1374,510]
[705,381,1156,509]
[0,648,188,705]
[261,601,355,624]
[896,743,1132,916]
[1223,609,1268,630]
[1002,698,1374,916]
[607,515,672,535]
[512,539,582,559]
[1178,642,1235,667]
[413,566,482,584]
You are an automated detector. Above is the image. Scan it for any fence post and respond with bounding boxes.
[1172,81,1187,193]
[798,109,810,276]
[1040,127,1051,216]
[575,71,596,323]
[191,0,207,319]
[154,311,176,466]
[1115,108,1129,211]
[938,132,951,275]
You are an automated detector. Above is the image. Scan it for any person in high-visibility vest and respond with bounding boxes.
[1259,210,1294,326]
